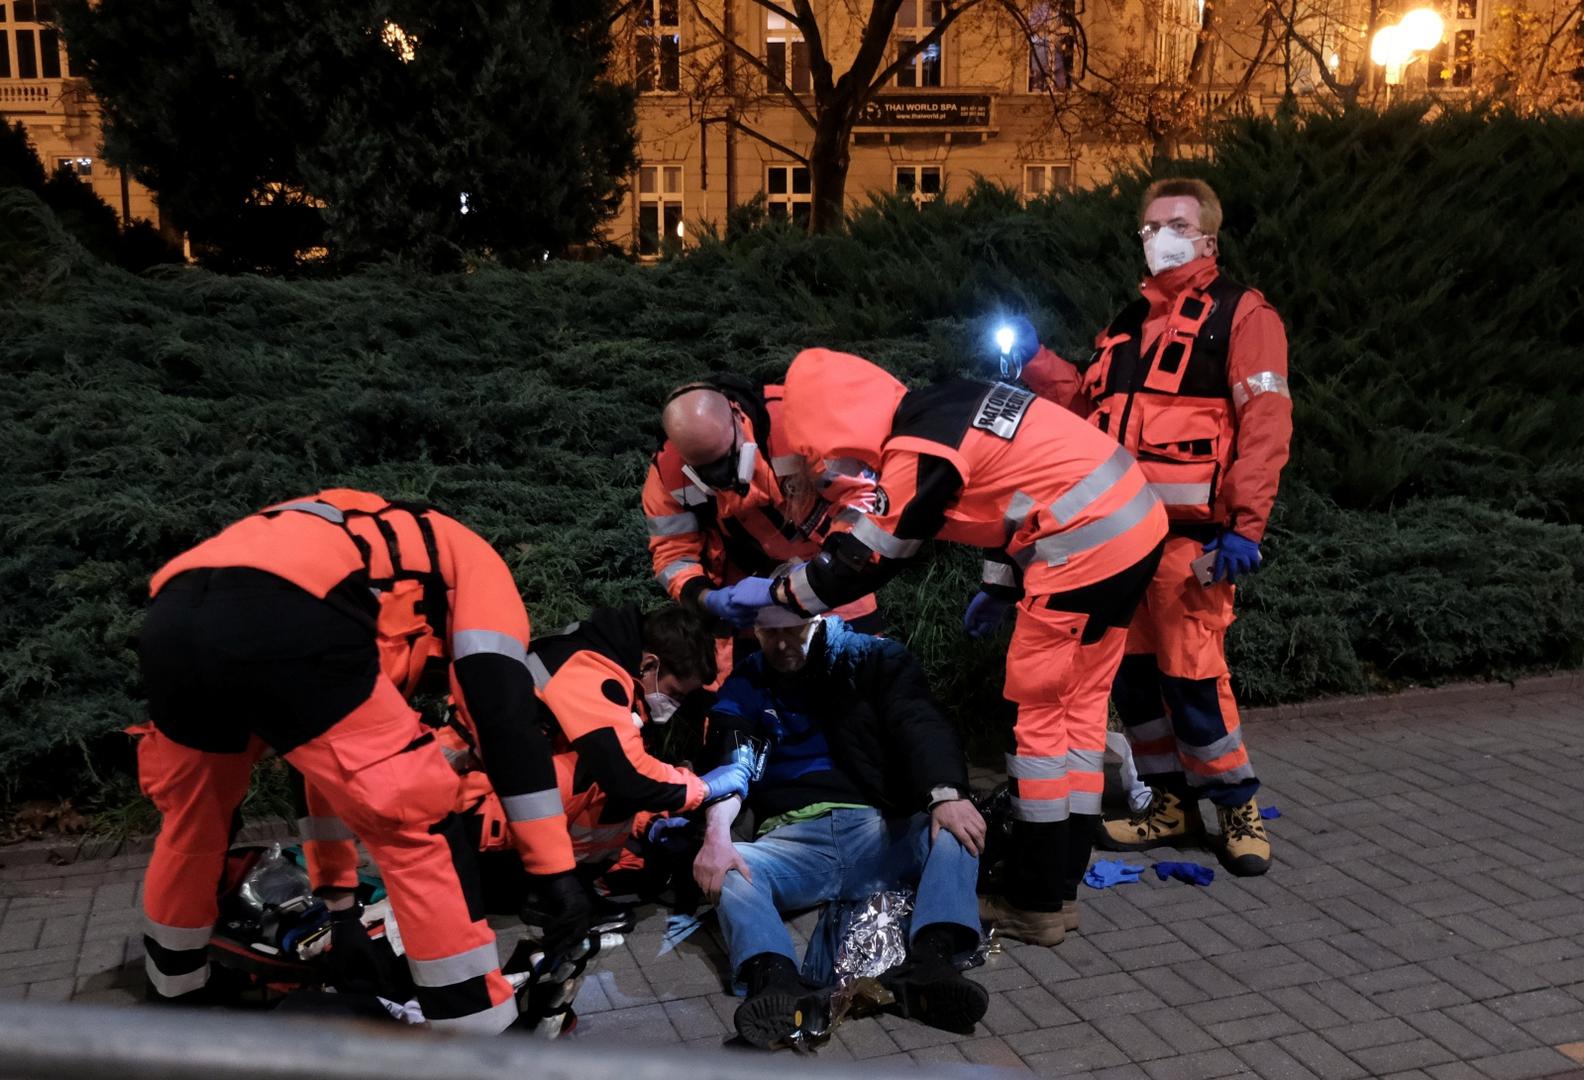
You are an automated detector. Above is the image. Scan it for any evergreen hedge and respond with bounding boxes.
[3,103,1582,805]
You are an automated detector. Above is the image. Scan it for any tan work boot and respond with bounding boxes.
[1060,900,1081,932]
[979,893,1065,946]
[1100,789,1203,851]
[1216,798,1271,876]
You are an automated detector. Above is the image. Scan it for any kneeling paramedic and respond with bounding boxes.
[436,604,752,903]
[694,601,988,1048]
[136,490,585,1033]
[1009,178,1292,875]
[743,350,1168,947]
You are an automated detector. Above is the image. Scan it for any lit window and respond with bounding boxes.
[1027,1,1078,91]
[55,155,92,177]
[1155,0,1199,81]
[893,0,943,87]
[636,0,680,93]
[1428,1,1478,89]
[766,13,811,93]
[766,165,811,227]
[1022,163,1072,200]
[895,165,942,207]
[637,164,684,256]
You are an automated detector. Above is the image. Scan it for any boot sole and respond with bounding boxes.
[885,974,989,1035]
[734,990,828,1048]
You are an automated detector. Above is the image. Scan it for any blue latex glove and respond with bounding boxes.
[1203,530,1262,584]
[700,760,752,803]
[994,315,1040,381]
[646,816,694,853]
[1083,859,1146,889]
[963,590,1012,638]
[701,587,751,627]
[1153,861,1215,886]
[702,576,775,628]
[1259,805,1281,820]
[728,575,775,610]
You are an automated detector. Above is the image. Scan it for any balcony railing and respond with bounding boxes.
[0,79,59,108]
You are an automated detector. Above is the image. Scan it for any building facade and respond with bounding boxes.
[606,0,1517,255]
[0,0,156,223]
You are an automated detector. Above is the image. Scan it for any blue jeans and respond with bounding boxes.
[717,807,980,980]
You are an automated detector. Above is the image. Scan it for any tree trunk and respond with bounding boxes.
[807,108,853,234]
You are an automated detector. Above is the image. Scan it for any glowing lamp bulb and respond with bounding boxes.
[995,325,1017,353]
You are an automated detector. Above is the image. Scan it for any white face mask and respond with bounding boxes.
[644,692,679,725]
[1143,229,1199,276]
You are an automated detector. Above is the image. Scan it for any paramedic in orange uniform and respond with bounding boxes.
[747,351,1168,946]
[1014,178,1292,876]
[136,490,583,1032]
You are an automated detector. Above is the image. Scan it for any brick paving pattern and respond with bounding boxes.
[3,682,1583,1078]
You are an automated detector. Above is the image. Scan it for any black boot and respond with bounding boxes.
[732,952,831,1049]
[876,924,988,1035]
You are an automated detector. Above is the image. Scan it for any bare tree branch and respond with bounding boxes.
[691,0,819,127]
[702,114,812,164]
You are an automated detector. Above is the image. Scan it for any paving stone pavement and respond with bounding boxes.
[4,683,1584,1079]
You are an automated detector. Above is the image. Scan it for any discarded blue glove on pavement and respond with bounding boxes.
[1154,861,1215,886]
[1259,805,1281,820]
[1084,859,1146,889]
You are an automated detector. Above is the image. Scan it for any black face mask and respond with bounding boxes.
[682,428,758,496]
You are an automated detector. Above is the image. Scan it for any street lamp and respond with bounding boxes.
[1370,8,1444,93]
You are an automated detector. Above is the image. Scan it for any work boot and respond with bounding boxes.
[877,957,989,1034]
[1215,798,1271,876]
[732,952,831,1050]
[1099,788,1203,851]
[1061,900,1082,932]
[978,893,1065,947]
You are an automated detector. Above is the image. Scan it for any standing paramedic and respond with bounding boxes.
[135,490,587,1033]
[643,377,882,650]
[1012,177,1293,875]
[736,350,1168,946]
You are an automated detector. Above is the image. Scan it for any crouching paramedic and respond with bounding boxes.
[1015,178,1292,875]
[440,605,752,898]
[136,490,583,1033]
[751,350,1167,947]
[645,377,882,650]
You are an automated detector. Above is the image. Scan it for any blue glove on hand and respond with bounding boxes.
[1153,861,1215,886]
[963,590,1013,638]
[1083,859,1146,889]
[728,575,775,610]
[1203,531,1262,584]
[646,816,694,853]
[702,576,776,628]
[700,760,752,803]
[995,315,1041,381]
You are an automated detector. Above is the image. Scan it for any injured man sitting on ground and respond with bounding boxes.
[691,599,990,1049]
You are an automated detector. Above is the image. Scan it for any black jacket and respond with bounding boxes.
[707,617,969,822]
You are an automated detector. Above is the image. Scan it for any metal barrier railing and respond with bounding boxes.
[0,1002,929,1080]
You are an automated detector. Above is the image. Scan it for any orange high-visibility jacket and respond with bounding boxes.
[775,351,1168,612]
[1021,258,1292,542]
[151,489,574,875]
[525,607,709,820]
[643,378,878,621]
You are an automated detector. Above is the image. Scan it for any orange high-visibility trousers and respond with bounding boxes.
[139,675,518,1033]
[1113,535,1258,806]
[1001,544,1163,908]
